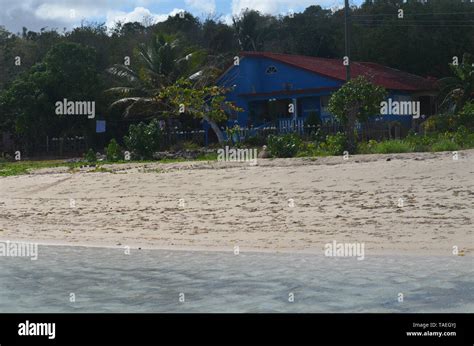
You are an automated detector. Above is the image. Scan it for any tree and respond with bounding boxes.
[276,6,339,57]
[67,23,111,71]
[124,119,163,159]
[232,10,276,51]
[0,42,101,152]
[352,0,474,78]
[439,53,474,113]
[158,79,241,143]
[106,33,207,117]
[328,76,387,152]
[202,18,238,55]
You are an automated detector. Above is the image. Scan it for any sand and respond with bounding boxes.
[0,150,473,256]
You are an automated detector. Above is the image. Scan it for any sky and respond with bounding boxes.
[0,0,364,33]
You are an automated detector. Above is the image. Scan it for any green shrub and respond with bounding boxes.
[267,133,302,158]
[170,141,201,151]
[457,102,474,130]
[226,124,241,144]
[422,103,474,134]
[422,114,457,133]
[85,148,97,163]
[358,139,414,154]
[296,142,318,157]
[308,127,325,142]
[372,140,414,154]
[466,134,474,148]
[319,132,348,156]
[357,126,474,155]
[242,135,267,147]
[357,139,378,154]
[405,133,435,152]
[306,111,321,137]
[124,119,163,160]
[105,139,121,162]
[431,138,460,152]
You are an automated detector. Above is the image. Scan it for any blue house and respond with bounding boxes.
[217,52,438,136]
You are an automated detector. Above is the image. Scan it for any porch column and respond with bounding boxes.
[292,98,298,120]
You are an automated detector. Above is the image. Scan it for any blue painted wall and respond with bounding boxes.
[218,55,417,129]
[218,56,342,126]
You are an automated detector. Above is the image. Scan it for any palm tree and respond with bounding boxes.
[106,34,235,143]
[106,33,207,117]
[232,10,276,51]
[439,53,474,113]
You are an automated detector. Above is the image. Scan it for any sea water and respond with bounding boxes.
[0,245,472,313]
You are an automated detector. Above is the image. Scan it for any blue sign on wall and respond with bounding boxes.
[96,120,106,133]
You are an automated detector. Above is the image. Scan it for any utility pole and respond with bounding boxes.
[344,0,351,81]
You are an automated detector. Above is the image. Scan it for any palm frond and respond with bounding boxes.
[107,65,141,84]
[104,87,141,97]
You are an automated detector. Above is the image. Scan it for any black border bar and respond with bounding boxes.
[0,313,472,345]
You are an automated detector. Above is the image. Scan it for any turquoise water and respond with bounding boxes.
[0,246,472,312]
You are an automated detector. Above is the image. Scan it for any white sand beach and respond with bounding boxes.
[0,150,473,256]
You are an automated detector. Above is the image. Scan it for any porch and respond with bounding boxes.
[244,94,333,132]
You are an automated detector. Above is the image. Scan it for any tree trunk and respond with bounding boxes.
[203,114,225,144]
[345,113,357,154]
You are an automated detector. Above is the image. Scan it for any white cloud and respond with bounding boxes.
[0,0,178,32]
[35,3,103,22]
[0,0,343,33]
[220,14,234,26]
[231,0,339,16]
[106,7,184,28]
[185,0,216,14]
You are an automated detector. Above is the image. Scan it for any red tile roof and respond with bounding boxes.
[241,51,438,92]
[239,87,338,98]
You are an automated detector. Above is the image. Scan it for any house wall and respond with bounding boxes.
[218,56,421,130]
[218,56,342,126]
[299,97,321,118]
[375,91,415,128]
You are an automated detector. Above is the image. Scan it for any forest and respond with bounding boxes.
[0,0,473,162]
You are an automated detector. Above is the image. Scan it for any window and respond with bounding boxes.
[265,66,278,74]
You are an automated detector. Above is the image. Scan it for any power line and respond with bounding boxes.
[344,0,351,81]
[353,19,474,23]
[352,11,474,17]
[356,23,474,27]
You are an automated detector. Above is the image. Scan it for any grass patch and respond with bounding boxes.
[371,140,415,154]
[0,160,83,177]
[0,154,218,177]
[298,129,474,158]
[196,152,218,161]
[90,166,112,173]
[430,139,460,152]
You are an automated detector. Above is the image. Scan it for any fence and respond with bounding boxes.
[230,120,405,143]
[2,121,407,158]
[1,135,87,158]
[161,129,206,148]
[1,130,207,158]
[279,118,305,134]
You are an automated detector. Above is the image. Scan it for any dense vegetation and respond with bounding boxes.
[0,0,473,163]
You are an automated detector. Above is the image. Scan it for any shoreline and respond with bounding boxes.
[0,237,469,258]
